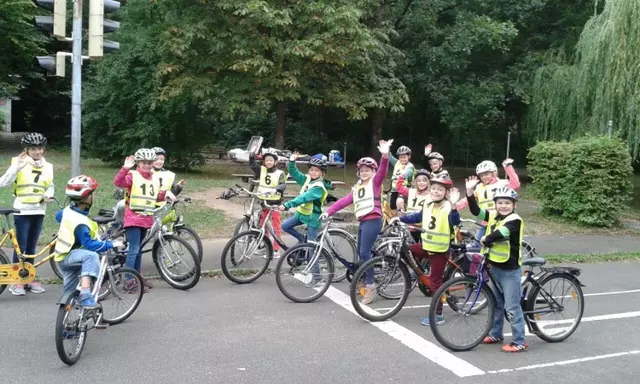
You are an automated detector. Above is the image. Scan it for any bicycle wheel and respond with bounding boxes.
[350,255,411,322]
[0,249,9,295]
[275,243,334,303]
[175,225,204,264]
[100,267,145,325]
[326,229,357,283]
[220,230,272,284]
[429,276,495,352]
[233,217,251,237]
[152,234,201,290]
[49,246,64,281]
[55,292,88,366]
[525,273,584,342]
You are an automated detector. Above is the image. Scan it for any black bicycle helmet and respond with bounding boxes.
[415,169,430,178]
[152,147,166,156]
[21,132,47,147]
[308,158,328,171]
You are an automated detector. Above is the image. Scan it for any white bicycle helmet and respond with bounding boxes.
[134,148,156,162]
[493,186,518,202]
[427,152,444,162]
[476,160,498,175]
[396,146,412,156]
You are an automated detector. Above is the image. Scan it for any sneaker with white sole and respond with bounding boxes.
[27,281,46,294]
[273,250,280,259]
[9,284,26,296]
[361,284,377,305]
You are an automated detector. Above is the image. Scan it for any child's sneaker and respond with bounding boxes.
[9,284,25,296]
[482,335,504,344]
[501,342,528,353]
[361,284,377,305]
[27,281,46,294]
[421,315,445,326]
[305,276,324,288]
[78,292,98,308]
[273,250,280,259]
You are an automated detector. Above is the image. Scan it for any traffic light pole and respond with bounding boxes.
[70,0,83,177]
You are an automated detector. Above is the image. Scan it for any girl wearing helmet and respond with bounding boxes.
[456,158,520,242]
[392,173,461,326]
[279,152,333,254]
[250,150,286,258]
[114,148,176,290]
[323,140,393,304]
[54,175,125,307]
[395,169,432,243]
[464,176,527,353]
[151,147,186,204]
[0,132,53,296]
[424,143,449,178]
[387,145,415,210]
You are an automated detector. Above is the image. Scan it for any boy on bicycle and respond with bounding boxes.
[465,176,527,353]
[152,147,186,204]
[387,145,415,210]
[55,175,124,307]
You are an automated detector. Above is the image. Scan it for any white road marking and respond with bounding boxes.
[323,286,485,378]
[487,350,640,374]
[504,310,640,337]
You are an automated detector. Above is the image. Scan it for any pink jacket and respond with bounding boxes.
[114,167,167,228]
[456,165,520,210]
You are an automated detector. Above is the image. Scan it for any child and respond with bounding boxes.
[114,148,175,291]
[250,150,286,258]
[55,175,124,307]
[0,132,53,296]
[151,147,186,206]
[391,173,461,325]
[278,154,331,246]
[387,145,415,210]
[395,168,432,243]
[424,144,449,178]
[456,159,520,242]
[465,176,527,353]
[323,139,392,304]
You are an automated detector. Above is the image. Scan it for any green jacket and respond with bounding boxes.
[283,161,332,229]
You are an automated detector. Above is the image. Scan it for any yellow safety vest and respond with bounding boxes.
[153,169,176,208]
[352,179,377,219]
[257,167,284,201]
[391,161,415,188]
[128,170,160,215]
[421,200,452,253]
[483,212,523,264]
[296,177,327,216]
[54,207,99,261]
[406,188,431,213]
[475,179,509,211]
[12,157,53,204]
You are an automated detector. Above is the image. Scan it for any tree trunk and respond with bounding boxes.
[370,108,383,156]
[275,101,286,149]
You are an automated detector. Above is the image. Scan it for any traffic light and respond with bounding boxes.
[32,0,67,39]
[89,0,121,58]
[35,52,68,77]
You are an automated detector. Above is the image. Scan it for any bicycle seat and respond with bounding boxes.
[93,215,116,224]
[0,208,20,216]
[522,257,546,267]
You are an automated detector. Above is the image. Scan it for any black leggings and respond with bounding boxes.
[389,192,399,210]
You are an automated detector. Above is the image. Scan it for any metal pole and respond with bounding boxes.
[506,131,511,159]
[70,0,83,177]
[343,141,347,182]
[607,120,613,138]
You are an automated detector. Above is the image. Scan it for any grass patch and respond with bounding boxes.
[544,252,640,264]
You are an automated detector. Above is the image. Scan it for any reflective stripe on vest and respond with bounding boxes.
[153,169,176,208]
[54,207,99,261]
[407,188,430,213]
[391,161,414,188]
[257,167,283,201]
[129,171,160,214]
[484,212,523,264]
[353,179,378,219]
[421,201,452,253]
[13,158,53,204]
[475,180,509,211]
[296,176,327,216]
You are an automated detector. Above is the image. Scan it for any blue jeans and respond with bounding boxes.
[489,266,526,345]
[358,217,383,284]
[13,214,44,263]
[281,216,318,242]
[125,227,148,272]
[60,249,100,293]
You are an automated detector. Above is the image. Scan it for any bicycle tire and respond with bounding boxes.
[429,276,495,352]
[0,249,9,295]
[220,230,272,284]
[233,217,251,237]
[526,272,584,342]
[326,228,357,283]
[49,246,64,281]
[350,255,411,322]
[522,240,537,260]
[101,267,145,325]
[152,234,201,290]
[275,243,335,303]
[175,225,204,264]
[55,293,88,366]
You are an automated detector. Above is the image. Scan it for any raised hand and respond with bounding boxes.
[123,155,136,169]
[449,187,460,204]
[424,144,432,156]
[465,176,479,196]
[502,158,514,167]
[377,139,394,155]
[289,151,299,162]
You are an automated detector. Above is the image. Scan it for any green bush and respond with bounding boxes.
[527,135,633,227]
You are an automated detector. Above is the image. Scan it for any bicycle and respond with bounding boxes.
[0,198,66,294]
[98,202,201,290]
[428,254,585,351]
[220,187,357,284]
[55,249,144,365]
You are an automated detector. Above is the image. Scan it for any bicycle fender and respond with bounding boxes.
[56,289,78,305]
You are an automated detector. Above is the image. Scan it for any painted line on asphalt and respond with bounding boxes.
[504,310,640,337]
[323,286,485,378]
[487,350,640,374]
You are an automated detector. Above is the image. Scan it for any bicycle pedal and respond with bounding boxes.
[94,323,109,330]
